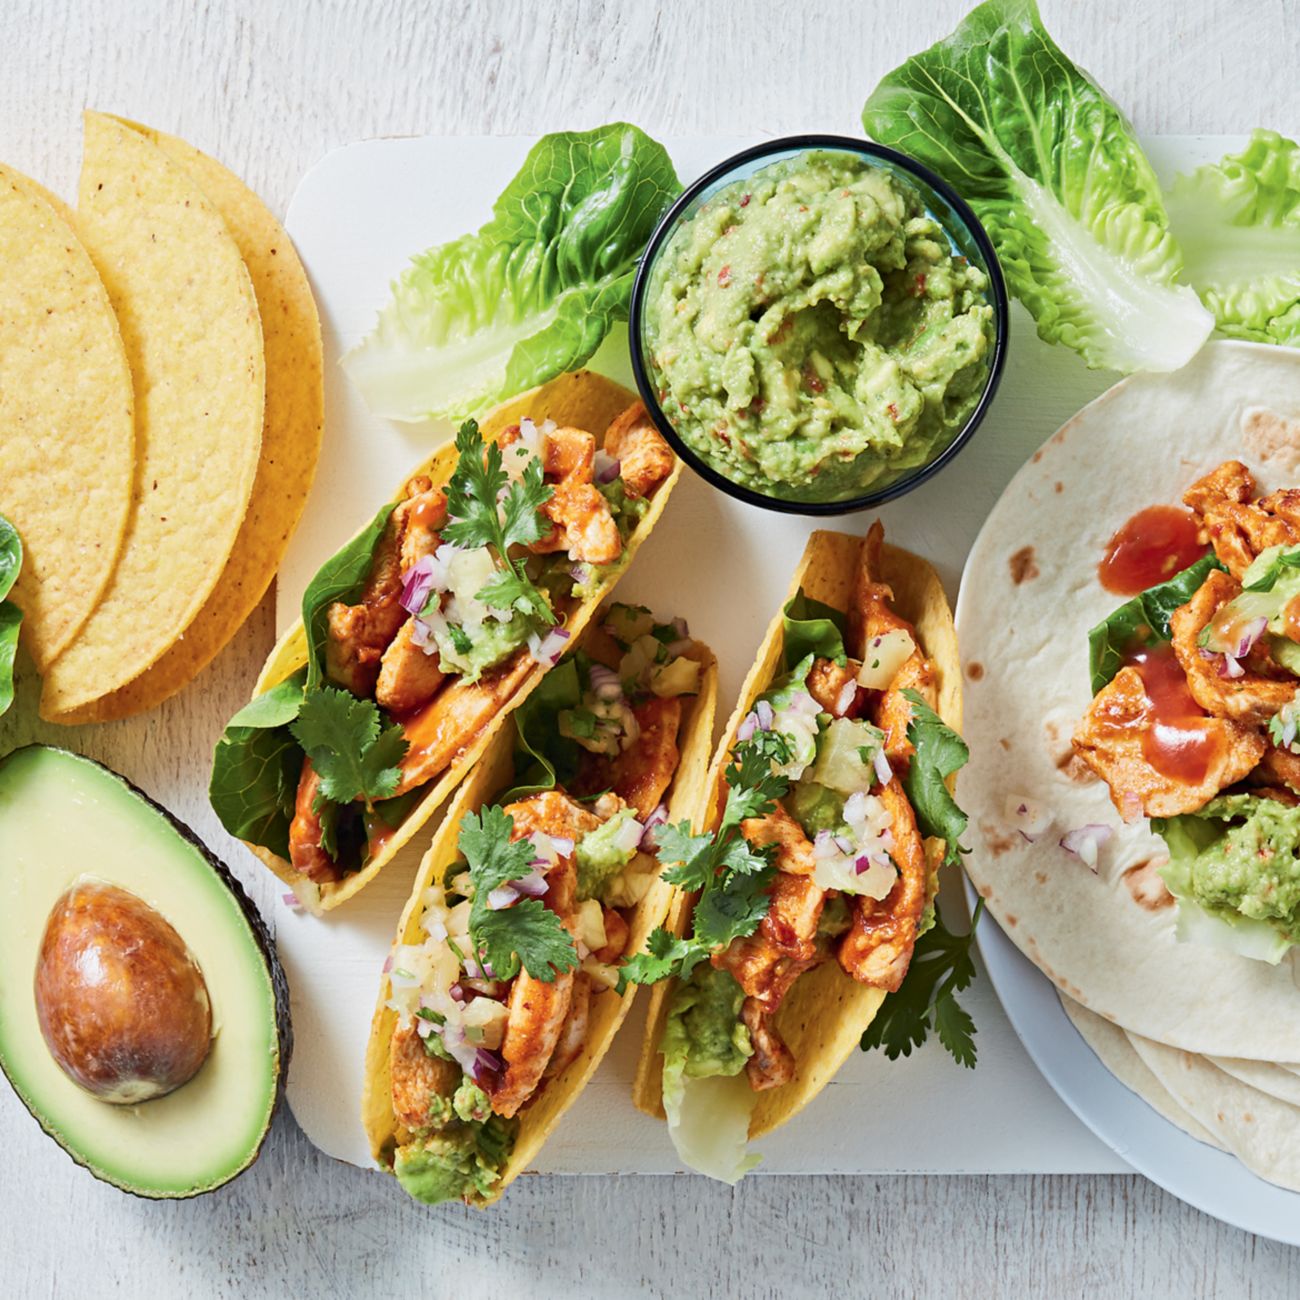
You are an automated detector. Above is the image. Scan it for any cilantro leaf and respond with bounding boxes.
[900,688,970,867]
[691,863,777,950]
[441,419,556,625]
[460,805,578,982]
[860,899,982,1068]
[616,929,706,993]
[290,687,407,808]
[656,822,717,890]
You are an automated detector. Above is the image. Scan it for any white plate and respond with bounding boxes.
[965,882,1300,1245]
[270,131,1237,1177]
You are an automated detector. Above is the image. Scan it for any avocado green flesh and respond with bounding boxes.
[0,746,285,1198]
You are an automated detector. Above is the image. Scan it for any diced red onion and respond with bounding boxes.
[415,1016,436,1040]
[1232,617,1269,658]
[472,1047,504,1086]
[755,699,775,730]
[550,835,576,856]
[872,749,893,787]
[487,885,519,911]
[854,854,873,875]
[594,450,621,484]
[512,870,550,898]
[382,953,394,974]
[399,554,438,615]
[640,804,669,849]
[612,816,645,856]
[1221,652,1245,679]
[835,681,857,715]
[282,892,302,910]
[589,663,623,701]
[736,712,758,742]
[571,562,592,586]
[449,983,465,1003]
[426,919,448,943]
[528,626,571,666]
[1279,714,1298,749]
[1059,824,1112,871]
[833,834,853,855]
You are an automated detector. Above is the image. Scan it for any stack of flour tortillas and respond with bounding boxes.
[0,111,322,722]
[957,343,1300,1193]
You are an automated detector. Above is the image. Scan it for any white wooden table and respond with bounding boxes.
[2,1,1299,1293]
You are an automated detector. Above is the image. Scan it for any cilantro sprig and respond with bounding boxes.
[860,899,983,1068]
[619,729,792,990]
[442,419,555,626]
[459,805,579,983]
[290,686,408,809]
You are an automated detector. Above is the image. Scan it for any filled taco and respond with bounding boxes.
[209,370,680,910]
[361,605,716,1206]
[629,524,969,1182]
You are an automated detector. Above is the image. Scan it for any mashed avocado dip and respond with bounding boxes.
[644,150,994,503]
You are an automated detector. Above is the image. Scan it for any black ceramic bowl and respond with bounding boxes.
[627,134,1009,517]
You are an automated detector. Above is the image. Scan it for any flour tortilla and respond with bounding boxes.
[957,341,1300,1059]
[65,118,323,722]
[41,112,264,718]
[0,163,133,669]
[632,527,962,1139]
[1127,1031,1300,1193]
[1209,1057,1300,1108]
[361,625,717,1206]
[1060,996,1222,1150]
[242,370,682,911]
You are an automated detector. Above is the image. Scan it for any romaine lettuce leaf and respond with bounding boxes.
[0,515,22,717]
[861,0,1213,373]
[1166,129,1300,346]
[782,590,847,670]
[342,124,680,420]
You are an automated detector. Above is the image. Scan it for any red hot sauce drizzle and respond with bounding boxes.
[1124,643,1220,785]
[1098,505,1204,596]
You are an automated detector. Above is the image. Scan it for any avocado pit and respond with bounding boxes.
[35,878,213,1105]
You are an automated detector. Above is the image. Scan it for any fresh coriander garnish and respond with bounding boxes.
[459,804,579,982]
[860,899,983,1068]
[619,728,792,990]
[290,686,408,809]
[442,419,556,626]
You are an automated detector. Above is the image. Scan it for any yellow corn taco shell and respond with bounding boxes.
[57,118,324,722]
[0,162,134,671]
[631,527,962,1139]
[242,370,682,911]
[361,630,717,1205]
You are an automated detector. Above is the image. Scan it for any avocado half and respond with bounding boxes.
[0,745,291,1198]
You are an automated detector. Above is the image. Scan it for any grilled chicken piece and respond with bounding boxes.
[288,757,341,883]
[1170,569,1296,724]
[741,997,796,1091]
[851,522,937,766]
[1071,667,1265,818]
[501,790,596,919]
[740,803,816,876]
[609,695,683,817]
[713,868,826,1013]
[376,620,447,715]
[325,480,443,697]
[534,480,623,565]
[390,1021,460,1133]
[540,426,596,482]
[1184,460,1300,580]
[1254,745,1300,796]
[541,974,591,1082]
[603,402,675,498]
[491,968,575,1118]
[395,650,536,795]
[807,656,863,718]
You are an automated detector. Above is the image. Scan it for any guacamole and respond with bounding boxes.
[576,808,639,901]
[645,150,994,502]
[1156,794,1300,951]
[663,964,752,1082]
[393,1114,516,1206]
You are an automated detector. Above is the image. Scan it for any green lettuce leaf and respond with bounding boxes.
[782,591,847,670]
[342,124,680,420]
[301,504,396,692]
[209,670,308,859]
[1087,551,1224,694]
[1167,129,1300,346]
[0,514,21,717]
[502,656,584,799]
[900,688,970,867]
[861,0,1212,373]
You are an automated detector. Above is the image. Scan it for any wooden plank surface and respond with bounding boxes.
[1,0,1298,1293]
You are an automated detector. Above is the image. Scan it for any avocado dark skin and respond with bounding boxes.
[0,746,293,1199]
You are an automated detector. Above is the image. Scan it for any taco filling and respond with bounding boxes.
[1074,459,1300,961]
[625,523,972,1181]
[381,607,702,1204]
[211,401,675,889]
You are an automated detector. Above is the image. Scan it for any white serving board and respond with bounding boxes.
[273,134,1236,1175]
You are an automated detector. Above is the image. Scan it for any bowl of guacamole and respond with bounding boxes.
[629,136,1008,513]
